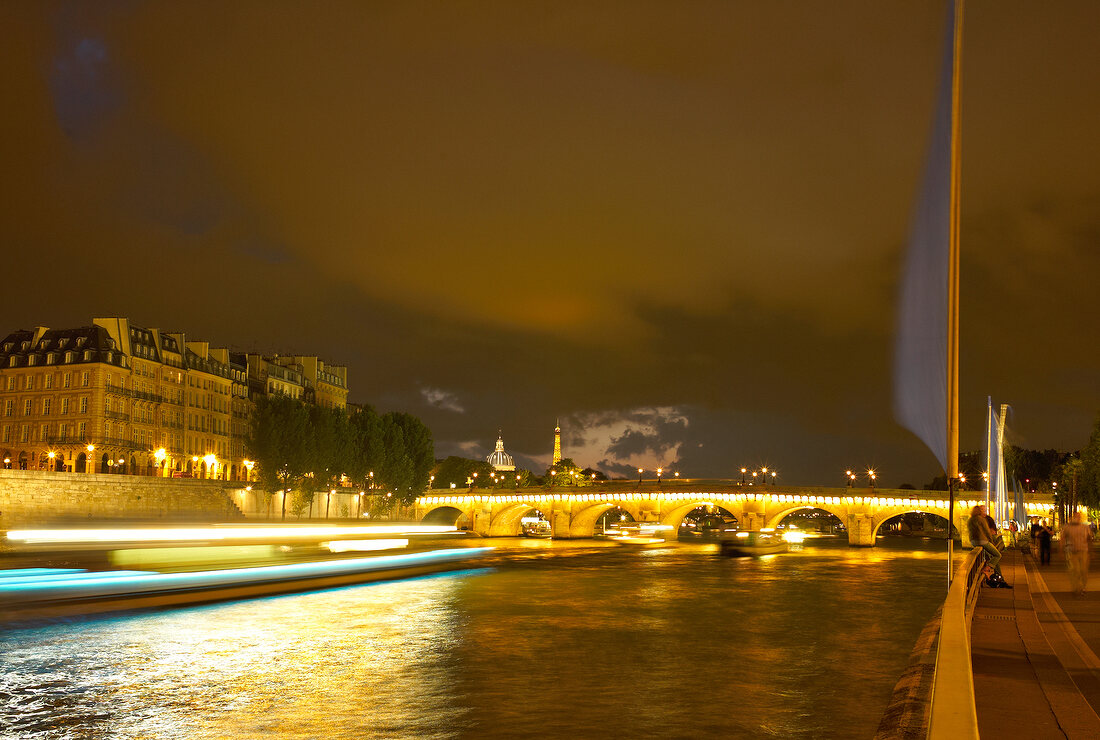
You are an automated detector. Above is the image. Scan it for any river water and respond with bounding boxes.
[1,537,946,739]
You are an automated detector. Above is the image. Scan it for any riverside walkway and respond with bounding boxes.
[971,544,1100,738]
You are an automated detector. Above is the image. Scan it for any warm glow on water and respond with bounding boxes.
[0,539,944,739]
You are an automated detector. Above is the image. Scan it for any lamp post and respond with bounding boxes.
[86,444,95,474]
[156,448,167,478]
[771,471,777,485]
[657,467,663,485]
[761,467,768,486]
[204,454,217,480]
[549,470,556,486]
[868,470,876,490]
[47,450,56,472]
[849,472,856,487]
[741,468,747,485]
[3,458,9,470]
[243,458,254,483]
[637,467,643,484]
[751,471,757,485]
[846,470,853,487]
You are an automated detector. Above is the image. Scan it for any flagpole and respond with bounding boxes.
[946,0,964,586]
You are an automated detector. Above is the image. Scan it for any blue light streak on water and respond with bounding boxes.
[0,570,154,586]
[0,548,494,599]
[0,568,86,579]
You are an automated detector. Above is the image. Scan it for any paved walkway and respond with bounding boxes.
[971,543,1100,739]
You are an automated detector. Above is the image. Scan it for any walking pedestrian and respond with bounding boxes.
[1037,519,1053,565]
[1062,511,1091,597]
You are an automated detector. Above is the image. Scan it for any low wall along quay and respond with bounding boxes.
[0,469,246,529]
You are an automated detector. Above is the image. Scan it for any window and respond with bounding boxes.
[65,352,73,363]
[4,400,11,416]
[45,374,53,389]
[24,399,32,416]
[27,356,36,366]
[59,424,68,440]
[25,376,33,390]
[63,373,71,388]
[42,399,51,416]
[6,377,13,390]
[41,424,49,440]
[105,398,110,414]
[81,372,89,387]
[61,398,69,415]
[104,421,110,438]
[46,353,56,365]
[80,397,88,414]
[78,421,86,439]
[20,425,29,443]
[1,425,8,443]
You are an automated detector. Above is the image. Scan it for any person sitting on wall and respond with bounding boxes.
[969,504,1012,588]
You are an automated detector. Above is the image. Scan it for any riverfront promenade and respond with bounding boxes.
[972,544,1100,738]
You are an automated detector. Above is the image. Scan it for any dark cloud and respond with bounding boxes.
[2,1,1098,487]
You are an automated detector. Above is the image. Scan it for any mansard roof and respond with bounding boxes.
[0,325,126,368]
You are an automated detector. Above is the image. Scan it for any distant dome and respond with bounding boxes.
[487,432,516,472]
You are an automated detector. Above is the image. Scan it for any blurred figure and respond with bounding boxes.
[1037,519,1053,565]
[1062,511,1091,597]
[969,504,1011,588]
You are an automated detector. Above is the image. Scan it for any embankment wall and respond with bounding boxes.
[0,470,245,529]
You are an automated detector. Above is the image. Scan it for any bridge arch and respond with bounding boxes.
[871,508,952,540]
[488,502,548,536]
[571,502,643,537]
[765,504,848,530]
[659,501,742,531]
[421,505,470,528]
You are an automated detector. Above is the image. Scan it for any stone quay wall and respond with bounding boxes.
[0,470,246,530]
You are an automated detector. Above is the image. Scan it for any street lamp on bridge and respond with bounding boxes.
[761,467,769,485]
[868,469,876,490]
[846,470,853,487]
[740,468,747,485]
[656,467,663,485]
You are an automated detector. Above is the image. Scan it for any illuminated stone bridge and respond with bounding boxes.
[415,482,1054,546]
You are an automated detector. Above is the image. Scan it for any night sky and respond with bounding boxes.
[3,1,1098,486]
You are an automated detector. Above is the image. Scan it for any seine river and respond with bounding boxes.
[1,537,946,739]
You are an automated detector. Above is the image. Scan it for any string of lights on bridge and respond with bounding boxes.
[419,490,1055,515]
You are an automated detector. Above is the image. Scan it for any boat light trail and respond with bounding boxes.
[5,524,459,545]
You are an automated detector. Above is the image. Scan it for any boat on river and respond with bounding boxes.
[608,524,670,547]
[0,547,493,623]
[719,530,789,557]
[520,519,553,538]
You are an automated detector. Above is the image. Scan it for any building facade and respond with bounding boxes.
[0,318,350,481]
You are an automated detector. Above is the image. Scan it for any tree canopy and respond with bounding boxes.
[246,395,434,515]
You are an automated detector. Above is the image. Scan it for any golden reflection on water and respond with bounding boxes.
[1,539,945,739]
